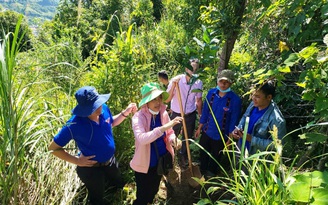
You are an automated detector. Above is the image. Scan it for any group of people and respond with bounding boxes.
[48,59,286,205]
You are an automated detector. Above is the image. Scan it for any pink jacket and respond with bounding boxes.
[130,104,176,173]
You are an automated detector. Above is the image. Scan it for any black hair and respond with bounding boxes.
[257,80,276,97]
[158,70,168,80]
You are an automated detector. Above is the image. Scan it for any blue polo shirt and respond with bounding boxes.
[54,104,115,163]
[199,88,242,140]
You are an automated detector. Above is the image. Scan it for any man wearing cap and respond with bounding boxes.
[48,86,137,205]
[130,82,182,205]
[165,58,203,167]
[195,70,242,177]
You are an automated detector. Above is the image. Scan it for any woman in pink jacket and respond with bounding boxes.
[130,82,182,205]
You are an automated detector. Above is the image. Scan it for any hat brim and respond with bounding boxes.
[139,90,169,108]
[218,77,232,83]
[72,93,110,117]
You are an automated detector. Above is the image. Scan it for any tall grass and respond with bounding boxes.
[0,16,86,205]
[193,126,292,204]
[193,120,328,204]
[0,16,28,204]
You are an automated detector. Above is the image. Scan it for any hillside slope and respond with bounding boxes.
[0,0,59,25]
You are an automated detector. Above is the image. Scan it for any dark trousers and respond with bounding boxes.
[133,167,162,205]
[76,156,125,205]
[171,110,197,156]
[199,132,225,174]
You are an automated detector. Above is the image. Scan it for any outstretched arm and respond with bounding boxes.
[112,103,138,127]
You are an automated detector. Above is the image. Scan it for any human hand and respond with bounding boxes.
[232,126,243,140]
[171,138,182,150]
[77,153,97,167]
[170,116,183,127]
[125,103,138,115]
[171,76,181,88]
[194,127,201,139]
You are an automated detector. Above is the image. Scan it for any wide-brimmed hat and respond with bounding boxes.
[217,70,235,83]
[138,82,169,108]
[72,86,110,117]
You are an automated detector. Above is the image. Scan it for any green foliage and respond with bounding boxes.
[81,24,149,179]
[131,0,155,27]
[199,0,246,38]
[2,0,328,203]
[25,23,86,93]
[151,0,164,21]
[163,0,203,39]
[0,16,66,205]
[195,126,291,205]
[186,25,220,65]
[0,18,24,205]
[0,10,33,51]
[284,42,328,121]
[136,18,188,76]
[287,171,328,204]
[52,0,124,59]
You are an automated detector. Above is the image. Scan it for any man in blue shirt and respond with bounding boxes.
[195,70,242,177]
[48,86,137,205]
[232,80,286,155]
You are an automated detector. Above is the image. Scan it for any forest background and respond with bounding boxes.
[1,0,328,204]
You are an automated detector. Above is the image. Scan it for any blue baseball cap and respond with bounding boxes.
[72,86,110,117]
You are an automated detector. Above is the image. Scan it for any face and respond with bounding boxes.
[252,90,272,110]
[185,60,199,75]
[190,61,199,71]
[158,77,165,85]
[217,79,232,91]
[89,105,102,117]
[147,95,162,112]
[185,67,194,76]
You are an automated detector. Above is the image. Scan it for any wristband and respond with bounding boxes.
[121,112,128,117]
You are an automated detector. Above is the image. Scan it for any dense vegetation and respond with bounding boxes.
[0,0,328,204]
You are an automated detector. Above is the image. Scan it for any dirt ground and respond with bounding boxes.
[154,163,205,205]
[154,159,235,205]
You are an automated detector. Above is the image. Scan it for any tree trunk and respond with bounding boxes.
[218,0,247,73]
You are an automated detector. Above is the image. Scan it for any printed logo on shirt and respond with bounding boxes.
[223,107,230,111]
[106,118,110,124]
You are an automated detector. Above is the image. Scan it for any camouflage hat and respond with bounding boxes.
[217,70,235,83]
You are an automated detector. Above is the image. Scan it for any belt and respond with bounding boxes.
[93,156,114,167]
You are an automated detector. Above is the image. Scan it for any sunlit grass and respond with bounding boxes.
[0,17,86,205]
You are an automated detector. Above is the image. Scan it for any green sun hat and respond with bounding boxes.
[138,82,169,108]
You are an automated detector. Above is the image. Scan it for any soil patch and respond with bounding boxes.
[155,163,205,205]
